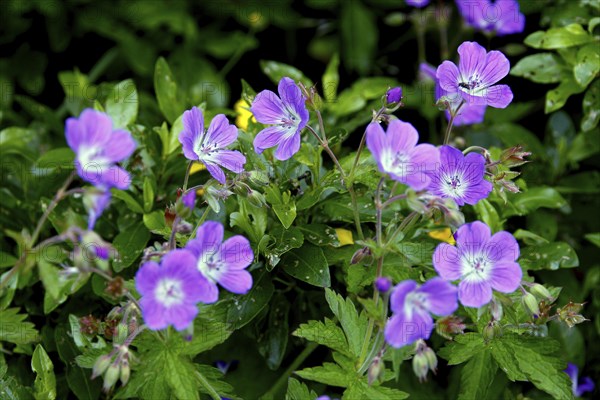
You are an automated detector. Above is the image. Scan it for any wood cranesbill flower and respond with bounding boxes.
[565,363,595,398]
[428,145,492,206]
[420,62,486,126]
[366,120,440,190]
[384,278,458,348]
[184,221,254,302]
[250,77,309,161]
[83,188,112,230]
[135,249,216,331]
[66,109,136,189]
[178,107,246,184]
[406,0,430,7]
[456,0,525,37]
[437,41,513,109]
[433,221,522,307]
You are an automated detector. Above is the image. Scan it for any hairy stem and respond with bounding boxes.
[182,161,194,192]
[443,100,465,145]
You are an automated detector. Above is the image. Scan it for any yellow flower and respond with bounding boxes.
[335,228,354,246]
[234,99,256,130]
[189,162,206,175]
[428,228,456,245]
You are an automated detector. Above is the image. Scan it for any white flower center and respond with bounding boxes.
[278,108,301,137]
[382,151,411,178]
[77,146,109,169]
[458,73,486,96]
[404,291,429,319]
[441,171,467,198]
[461,252,491,283]
[154,278,184,307]
[197,253,225,283]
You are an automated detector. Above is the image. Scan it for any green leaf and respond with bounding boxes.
[438,333,486,365]
[31,345,56,400]
[491,335,573,400]
[297,224,342,247]
[581,79,600,132]
[111,189,144,214]
[260,60,313,87]
[473,199,503,233]
[458,350,497,400]
[38,259,61,300]
[503,187,567,217]
[281,243,330,287]
[180,317,233,356]
[295,362,350,387]
[322,53,340,102]
[30,148,75,177]
[340,0,377,75]
[545,75,586,113]
[285,377,318,400]
[164,351,200,400]
[293,318,349,356]
[519,241,579,270]
[226,269,274,330]
[258,293,290,370]
[230,196,267,244]
[510,53,565,83]
[569,128,600,162]
[486,123,545,156]
[343,381,409,400]
[142,176,154,213]
[259,226,304,269]
[324,288,368,358]
[0,308,39,345]
[105,79,138,128]
[524,24,593,49]
[154,57,185,124]
[585,232,600,247]
[574,43,600,87]
[112,221,151,272]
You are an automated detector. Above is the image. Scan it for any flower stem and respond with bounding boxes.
[262,342,319,400]
[443,100,465,145]
[168,216,181,250]
[195,369,222,400]
[182,161,194,192]
[191,207,211,238]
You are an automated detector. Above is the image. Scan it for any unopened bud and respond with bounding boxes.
[175,220,193,234]
[490,298,503,321]
[386,87,403,104]
[500,145,531,167]
[368,357,383,386]
[102,363,120,392]
[435,315,466,339]
[247,190,267,208]
[120,359,130,385]
[375,277,392,293]
[522,292,540,318]
[164,206,176,227]
[412,352,429,383]
[350,247,372,265]
[423,347,437,374]
[92,355,112,379]
[483,320,502,342]
[530,284,553,300]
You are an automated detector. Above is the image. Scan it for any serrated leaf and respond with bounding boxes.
[230,196,267,244]
[343,381,409,400]
[31,345,56,400]
[438,333,485,365]
[112,222,150,272]
[281,244,330,287]
[0,308,39,345]
[293,318,349,355]
[285,377,318,400]
[458,350,497,400]
[324,288,368,358]
[295,362,350,387]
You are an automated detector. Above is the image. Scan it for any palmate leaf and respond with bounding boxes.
[458,350,498,400]
[324,289,368,359]
[293,318,349,356]
[285,378,318,400]
[0,308,39,345]
[295,362,350,387]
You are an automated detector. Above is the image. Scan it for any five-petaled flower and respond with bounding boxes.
[179,107,246,184]
[433,221,522,307]
[66,109,136,189]
[420,62,486,126]
[428,145,492,206]
[384,278,458,348]
[250,77,309,161]
[135,249,215,331]
[83,188,112,230]
[366,120,440,190]
[406,0,430,7]
[456,0,525,36]
[437,41,513,110]
[184,221,254,302]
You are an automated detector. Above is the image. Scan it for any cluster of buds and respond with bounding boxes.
[350,246,373,265]
[297,82,323,111]
[483,320,503,342]
[92,345,132,392]
[521,283,556,321]
[233,181,266,208]
[79,314,101,336]
[486,145,531,200]
[410,193,465,230]
[412,340,437,382]
[435,315,466,340]
[557,301,588,328]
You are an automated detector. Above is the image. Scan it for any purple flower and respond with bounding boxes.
[406,0,430,7]
[456,0,525,36]
[83,188,112,230]
[433,221,522,307]
[384,278,458,348]
[184,221,254,302]
[437,41,513,109]
[182,190,196,211]
[179,107,246,184]
[428,145,492,206]
[386,87,403,104]
[250,77,309,161]
[420,62,486,126]
[135,249,216,331]
[366,120,440,190]
[66,109,136,189]
[565,363,595,398]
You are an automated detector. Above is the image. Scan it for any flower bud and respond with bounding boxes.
[120,359,130,385]
[423,347,437,374]
[92,355,112,379]
[79,314,101,336]
[247,190,267,208]
[530,283,553,300]
[557,301,588,328]
[375,277,392,293]
[386,87,403,104]
[105,276,125,298]
[175,220,193,234]
[435,315,466,340]
[521,292,540,318]
[102,363,121,392]
[368,357,383,386]
[483,320,502,342]
[350,247,372,265]
[412,351,429,383]
[490,298,503,321]
[164,205,176,227]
